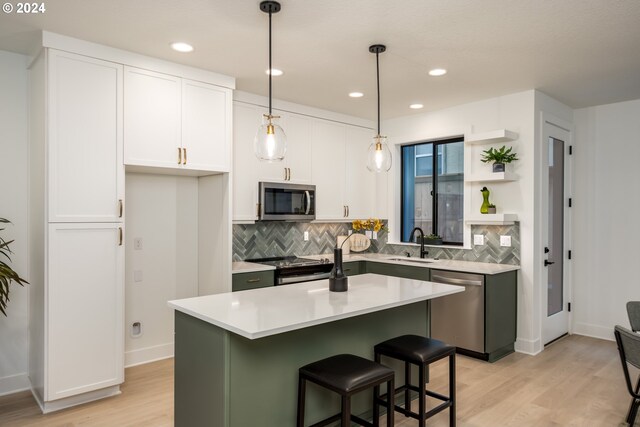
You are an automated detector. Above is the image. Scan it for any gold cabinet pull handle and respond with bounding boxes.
[118,227,123,246]
[246,278,261,283]
[118,199,123,218]
[182,148,187,165]
[288,168,291,181]
[178,147,182,164]
[284,167,287,180]
[347,205,350,217]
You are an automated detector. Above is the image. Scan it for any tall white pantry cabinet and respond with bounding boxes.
[29,49,125,413]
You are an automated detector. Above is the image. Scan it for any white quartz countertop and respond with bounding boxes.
[232,261,276,274]
[168,274,463,340]
[304,253,520,275]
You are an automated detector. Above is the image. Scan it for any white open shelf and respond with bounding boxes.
[465,213,518,225]
[465,129,518,145]
[465,171,517,183]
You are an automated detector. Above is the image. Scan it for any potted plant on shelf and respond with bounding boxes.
[487,204,497,214]
[1,218,28,316]
[480,145,518,172]
[423,234,443,245]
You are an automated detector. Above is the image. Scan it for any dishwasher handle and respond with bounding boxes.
[431,273,483,287]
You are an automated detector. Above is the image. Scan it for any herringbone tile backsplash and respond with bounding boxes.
[233,221,520,265]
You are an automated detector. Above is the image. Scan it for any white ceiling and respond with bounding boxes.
[1,0,640,119]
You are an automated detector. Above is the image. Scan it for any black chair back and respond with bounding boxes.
[627,302,640,332]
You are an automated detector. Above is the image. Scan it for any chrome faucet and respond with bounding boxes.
[409,227,429,259]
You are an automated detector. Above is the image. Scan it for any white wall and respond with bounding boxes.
[0,50,30,395]
[572,99,640,340]
[124,173,199,366]
[382,90,540,353]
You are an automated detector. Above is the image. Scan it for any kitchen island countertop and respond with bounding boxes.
[168,273,462,339]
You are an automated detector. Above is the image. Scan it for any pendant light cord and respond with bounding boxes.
[268,9,273,116]
[376,52,380,136]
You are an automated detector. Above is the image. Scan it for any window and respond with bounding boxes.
[401,137,464,245]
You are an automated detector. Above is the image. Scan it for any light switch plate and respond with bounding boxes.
[134,237,143,250]
[500,235,512,247]
[303,231,309,241]
[474,234,485,245]
[133,270,143,282]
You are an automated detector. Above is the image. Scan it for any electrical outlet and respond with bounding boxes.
[474,234,485,245]
[500,235,512,247]
[133,270,143,282]
[134,237,143,250]
[131,321,143,338]
[303,231,309,241]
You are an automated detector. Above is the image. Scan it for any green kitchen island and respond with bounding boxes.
[168,273,463,427]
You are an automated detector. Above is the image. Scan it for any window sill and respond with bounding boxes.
[386,240,472,251]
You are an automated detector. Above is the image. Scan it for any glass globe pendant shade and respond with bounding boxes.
[366,135,392,172]
[254,115,287,162]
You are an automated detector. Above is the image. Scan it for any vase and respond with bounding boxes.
[480,187,491,214]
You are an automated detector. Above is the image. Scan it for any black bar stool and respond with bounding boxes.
[374,335,456,427]
[297,354,395,427]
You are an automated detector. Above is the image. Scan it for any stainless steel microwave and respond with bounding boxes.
[258,182,316,221]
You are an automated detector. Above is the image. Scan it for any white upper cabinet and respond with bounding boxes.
[124,67,181,169]
[124,67,232,174]
[233,102,262,221]
[182,79,231,172]
[48,50,124,223]
[284,112,313,184]
[345,126,375,219]
[311,120,347,220]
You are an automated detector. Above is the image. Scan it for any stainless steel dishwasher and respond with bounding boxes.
[430,270,485,355]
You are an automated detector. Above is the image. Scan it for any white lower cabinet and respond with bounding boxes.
[47,223,124,401]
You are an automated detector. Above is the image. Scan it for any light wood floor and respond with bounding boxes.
[0,335,635,426]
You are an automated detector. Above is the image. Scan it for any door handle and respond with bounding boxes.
[284,168,287,180]
[304,191,311,215]
[287,168,291,181]
[118,199,123,218]
[177,147,182,164]
[544,260,555,266]
[347,206,349,217]
[246,278,261,283]
[182,148,187,165]
[118,227,123,246]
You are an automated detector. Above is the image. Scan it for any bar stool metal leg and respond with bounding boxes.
[386,378,394,427]
[373,384,380,427]
[341,395,350,426]
[450,353,456,427]
[297,376,306,427]
[418,363,426,427]
[405,362,411,415]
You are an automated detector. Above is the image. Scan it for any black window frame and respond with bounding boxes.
[400,136,464,246]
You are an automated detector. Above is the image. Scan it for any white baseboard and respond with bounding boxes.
[515,337,542,355]
[573,322,615,342]
[0,373,29,397]
[31,384,121,414]
[125,342,174,368]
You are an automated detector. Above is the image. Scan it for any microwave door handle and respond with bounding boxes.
[305,191,311,215]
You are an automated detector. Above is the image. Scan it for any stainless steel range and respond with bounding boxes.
[247,256,333,286]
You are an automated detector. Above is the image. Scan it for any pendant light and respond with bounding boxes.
[366,44,392,173]
[255,1,287,162]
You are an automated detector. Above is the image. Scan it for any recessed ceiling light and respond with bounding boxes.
[409,103,424,109]
[349,92,364,98]
[266,68,284,76]
[171,42,194,53]
[428,68,447,76]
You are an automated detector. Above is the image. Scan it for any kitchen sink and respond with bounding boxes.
[387,257,433,264]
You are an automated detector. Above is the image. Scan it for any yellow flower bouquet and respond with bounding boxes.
[351,218,387,233]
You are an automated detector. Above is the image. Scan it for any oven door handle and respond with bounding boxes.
[304,191,311,215]
[277,271,331,285]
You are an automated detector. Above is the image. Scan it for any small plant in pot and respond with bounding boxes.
[423,234,443,245]
[487,204,497,214]
[481,145,518,172]
[1,218,28,316]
